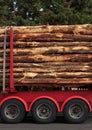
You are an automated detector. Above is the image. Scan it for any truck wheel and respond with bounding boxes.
[0,99,25,123]
[32,99,57,123]
[63,99,89,123]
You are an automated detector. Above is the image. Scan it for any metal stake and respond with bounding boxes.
[2,27,8,93]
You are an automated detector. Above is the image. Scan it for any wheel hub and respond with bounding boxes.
[69,104,83,119]
[4,104,20,119]
[36,104,52,119]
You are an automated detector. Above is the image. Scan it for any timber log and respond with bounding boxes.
[0,24,92,89]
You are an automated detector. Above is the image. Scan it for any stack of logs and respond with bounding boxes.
[0,24,92,89]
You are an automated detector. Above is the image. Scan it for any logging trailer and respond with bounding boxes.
[0,26,92,124]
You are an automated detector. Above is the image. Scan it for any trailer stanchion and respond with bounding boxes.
[9,27,16,92]
[2,27,8,93]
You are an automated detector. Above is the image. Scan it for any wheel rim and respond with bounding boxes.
[36,103,52,119]
[4,104,20,120]
[69,103,84,119]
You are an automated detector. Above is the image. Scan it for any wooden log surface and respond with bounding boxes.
[0,24,92,34]
[0,25,92,88]
[0,61,92,72]
[0,54,92,63]
[0,72,92,78]
[0,65,92,73]
[1,46,92,55]
[0,61,92,69]
[12,24,92,35]
[0,33,92,42]
[1,42,92,48]
[0,78,92,85]
[12,54,92,63]
[13,33,92,42]
[17,78,92,85]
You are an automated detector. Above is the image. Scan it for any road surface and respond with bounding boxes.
[0,116,92,130]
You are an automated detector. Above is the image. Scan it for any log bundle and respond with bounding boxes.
[0,24,92,89]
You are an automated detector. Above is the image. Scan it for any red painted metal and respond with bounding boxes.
[0,96,28,111]
[29,96,60,112]
[9,27,15,92]
[0,91,92,112]
[61,95,92,112]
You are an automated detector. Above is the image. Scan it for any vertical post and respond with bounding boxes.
[2,27,7,93]
[10,27,15,92]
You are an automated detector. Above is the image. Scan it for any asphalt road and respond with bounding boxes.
[0,116,92,130]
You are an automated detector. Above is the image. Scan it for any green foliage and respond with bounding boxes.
[0,0,92,26]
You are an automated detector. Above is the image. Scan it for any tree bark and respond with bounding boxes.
[12,25,92,35]
[1,42,92,48]
[12,33,92,42]
[1,72,92,78]
[1,46,92,55]
[1,24,92,34]
[0,25,92,88]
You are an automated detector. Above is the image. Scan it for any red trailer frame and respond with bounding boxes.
[0,27,92,124]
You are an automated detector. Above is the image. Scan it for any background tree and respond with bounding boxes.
[0,0,92,26]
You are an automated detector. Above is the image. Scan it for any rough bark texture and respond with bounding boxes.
[0,24,92,89]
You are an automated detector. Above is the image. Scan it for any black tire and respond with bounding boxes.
[32,99,57,123]
[63,99,89,123]
[0,99,25,123]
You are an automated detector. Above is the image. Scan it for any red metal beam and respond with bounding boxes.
[9,27,16,92]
